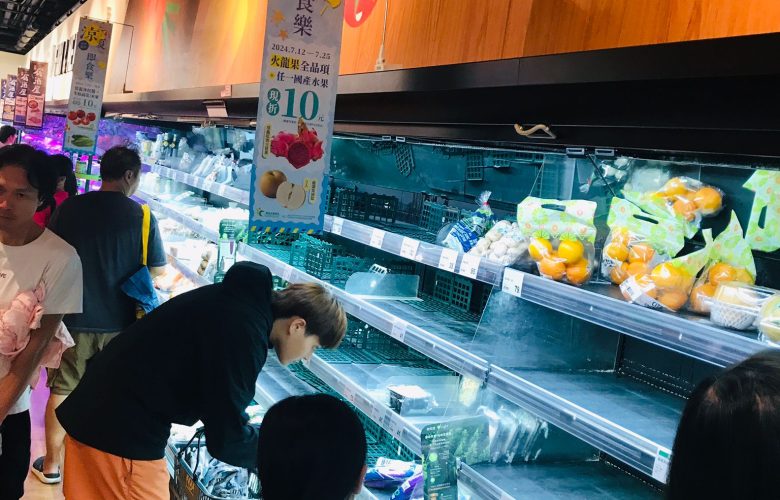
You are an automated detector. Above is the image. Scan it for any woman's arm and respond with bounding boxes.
[0,314,63,421]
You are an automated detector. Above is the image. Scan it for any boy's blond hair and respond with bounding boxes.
[272,283,347,348]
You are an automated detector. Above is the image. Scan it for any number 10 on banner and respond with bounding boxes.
[266,88,320,120]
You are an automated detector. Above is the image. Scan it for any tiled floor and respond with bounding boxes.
[23,372,64,500]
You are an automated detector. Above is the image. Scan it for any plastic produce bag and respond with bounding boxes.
[517,197,598,286]
[441,191,494,253]
[364,458,421,490]
[602,198,685,286]
[467,219,529,266]
[620,229,713,312]
[624,176,724,239]
[743,169,780,252]
[689,211,757,314]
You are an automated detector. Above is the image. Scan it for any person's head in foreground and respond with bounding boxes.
[0,125,17,147]
[268,279,347,364]
[0,144,56,235]
[258,394,367,500]
[667,349,780,499]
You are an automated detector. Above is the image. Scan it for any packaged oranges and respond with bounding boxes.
[688,211,757,314]
[624,176,724,239]
[517,197,597,286]
[619,229,714,312]
[601,198,685,287]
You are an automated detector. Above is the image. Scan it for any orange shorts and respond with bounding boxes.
[63,434,169,500]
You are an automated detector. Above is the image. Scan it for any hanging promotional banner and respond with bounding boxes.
[63,17,112,154]
[249,0,345,236]
[2,76,16,123]
[25,62,47,128]
[13,67,29,126]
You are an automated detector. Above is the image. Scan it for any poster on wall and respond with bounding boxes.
[25,62,48,128]
[63,17,112,154]
[3,75,17,123]
[13,67,29,126]
[249,0,345,236]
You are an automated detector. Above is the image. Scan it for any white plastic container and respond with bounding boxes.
[709,282,776,331]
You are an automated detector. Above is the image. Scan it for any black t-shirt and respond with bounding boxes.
[49,191,166,332]
[57,262,274,468]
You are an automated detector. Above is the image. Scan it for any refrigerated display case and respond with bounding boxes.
[102,34,780,499]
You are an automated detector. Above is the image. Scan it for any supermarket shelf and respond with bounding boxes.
[325,215,505,285]
[146,162,251,205]
[487,367,682,481]
[306,356,523,500]
[136,190,220,242]
[167,254,211,288]
[144,198,675,483]
[323,215,770,369]
[306,355,659,499]
[461,462,660,500]
[237,242,490,382]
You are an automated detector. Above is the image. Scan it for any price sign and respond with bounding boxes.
[342,385,356,404]
[369,229,385,249]
[652,447,671,483]
[282,265,294,282]
[331,217,344,235]
[371,404,386,422]
[387,416,404,440]
[438,248,458,272]
[399,237,420,259]
[501,268,524,298]
[458,254,480,279]
[390,320,407,343]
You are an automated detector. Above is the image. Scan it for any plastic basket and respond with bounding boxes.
[255,229,300,247]
[433,270,473,313]
[331,188,368,221]
[420,201,463,233]
[466,152,484,181]
[316,346,383,364]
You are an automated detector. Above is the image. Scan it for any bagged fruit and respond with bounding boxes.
[468,219,529,266]
[517,197,597,286]
[619,229,713,312]
[624,176,724,239]
[442,191,495,253]
[743,169,780,253]
[601,198,685,287]
[689,211,757,314]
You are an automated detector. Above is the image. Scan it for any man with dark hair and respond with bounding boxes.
[0,145,82,499]
[258,394,368,500]
[0,125,17,148]
[32,146,167,484]
[56,262,348,499]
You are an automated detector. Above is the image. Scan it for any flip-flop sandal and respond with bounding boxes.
[31,456,61,484]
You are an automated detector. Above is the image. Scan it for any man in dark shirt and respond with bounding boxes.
[57,262,347,500]
[32,146,167,484]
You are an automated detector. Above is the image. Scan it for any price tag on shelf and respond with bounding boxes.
[370,404,386,423]
[282,265,294,282]
[438,248,458,272]
[387,416,404,440]
[369,229,386,249]
[390,320,408,343]
[652,447,671,483]
[399,237,420,260]
[342,385,356,404]
[202,179,215,194]
[331,217,344,235]
[501,268,524,298]
[458,254,480,279]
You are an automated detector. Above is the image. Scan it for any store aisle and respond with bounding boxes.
[24,371,64,500]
